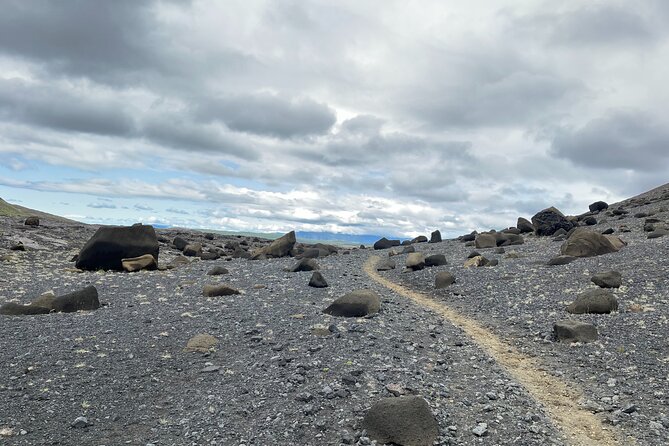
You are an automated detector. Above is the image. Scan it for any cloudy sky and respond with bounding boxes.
[1,0,668,239]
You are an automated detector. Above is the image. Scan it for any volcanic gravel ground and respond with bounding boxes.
[1,185,669,445]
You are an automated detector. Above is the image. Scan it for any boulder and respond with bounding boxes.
[604,235,626,250]
[374,237,401,250]
[251,231,296,259]
[435,271,456,289]
[554,320,598,343]
[648,228,669,239]
[560,229,620,257]
[517,217,534,233]
[289,258,319,272]
[203,284,240,297]
[583,216,597,226]
[591,271,622,288]
[531,207,574,236]
[405,252,426,271]
[362,396,439,446]
[475,233,496,249]
[76,225,159,271]
[2,286,102,316]
[376,258,396,271]
[173,236,188,251]
[323,289,381,317]
[167,255,190,269]
[10,242,25,251]
[183,243,202,257]
[589,201,609,212]
[206,266,229,276]
[567,289,618,314]
[496,233,524,246]
[401,245,416,254]
[460,232,476,242]
[24,216,39,227]
[424,254,447,267]
[199,251,220,261]
[429,230,442,243]
[121,254,157,272]
[308,272,328,288]
[411,235,428,244]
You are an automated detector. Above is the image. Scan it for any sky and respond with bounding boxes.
[1,0,668,239]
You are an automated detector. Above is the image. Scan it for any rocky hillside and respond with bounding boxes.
[0,184,668,445]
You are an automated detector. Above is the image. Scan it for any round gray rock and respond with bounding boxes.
[362,396,439,446]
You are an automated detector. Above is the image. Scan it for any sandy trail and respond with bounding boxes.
[364,255,637,446]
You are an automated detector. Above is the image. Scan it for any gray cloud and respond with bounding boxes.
[196,93,336,138]
[87,202,117,209]
[134,204,154,211]
[551,110,669,171]
[0,79,136,136]
[509,4,661,47]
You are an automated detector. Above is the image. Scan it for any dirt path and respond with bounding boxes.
[364,256,637,446]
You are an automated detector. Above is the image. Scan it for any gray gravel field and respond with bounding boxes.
[1,186,668,446]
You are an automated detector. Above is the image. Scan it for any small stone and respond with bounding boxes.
[71,417,88,428]
[472,422,488,437]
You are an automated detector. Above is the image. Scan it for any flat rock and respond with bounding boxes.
[362,396,439,446]
[206,266,229,276]
[203,284,240,297]
[121,254,157,272]
[547,255,577,266]
[184,334,218,353]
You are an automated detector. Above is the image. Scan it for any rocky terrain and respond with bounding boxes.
[1,184,668,446]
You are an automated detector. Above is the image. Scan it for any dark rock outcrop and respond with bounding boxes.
[531,207,574,236]
[589,201,609,212]
[76,225,159,271]
[517,217,534,233]
[429,230,442,243]
[373,237,401,250]
[24,216,39,227]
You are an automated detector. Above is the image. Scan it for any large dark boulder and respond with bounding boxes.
[560,229,620,257]
[308,272,328,288]
[374,237,401,250]
[24,216,40,227]
[474,233,496,249]
[411,235,428,244]
[289,258,319,272]
[496,233,524,246]
[435,271,456,289]
[531,207,574,236]
[173,236,188,251]
[323,289,380,317]
[76,225,159,271]
[362,396,439,446]
[429,230,442,243]
[424,254,447,267]
[589,201,609,212]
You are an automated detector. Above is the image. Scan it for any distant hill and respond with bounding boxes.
[0,198,81,224]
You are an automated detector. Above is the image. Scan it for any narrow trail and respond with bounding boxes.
[364,256,637,446]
